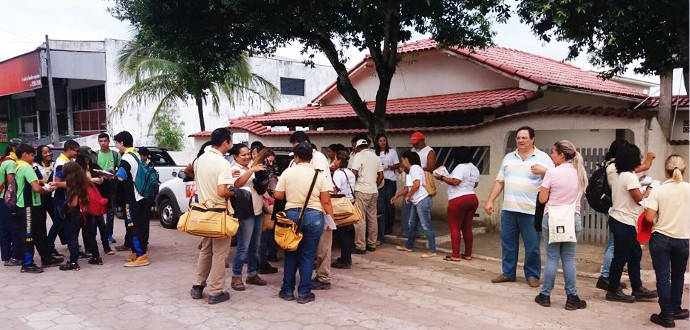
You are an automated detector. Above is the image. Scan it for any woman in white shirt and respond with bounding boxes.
[605,143,657,303]
[434,160,479,261]
[331,150,356,269]
[391,151,435,258]
[228,144,267,291]
[375,134,399,241]
[644,155,690,327]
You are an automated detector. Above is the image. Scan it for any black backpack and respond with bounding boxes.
[585,161,612,213]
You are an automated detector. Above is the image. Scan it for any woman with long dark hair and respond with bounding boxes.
[330,150,356,269]
[375,133,399,241]
[605,143,657,302]
[55,162,93,271]
[645,155,690,327]
[76,147,111,257]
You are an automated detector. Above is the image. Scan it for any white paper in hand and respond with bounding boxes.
[324,214,337,231]
[433,165,450,177]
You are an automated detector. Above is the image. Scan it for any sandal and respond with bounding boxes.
[443,255,461,262]
[231,277,245,291]
[460,253,472,260]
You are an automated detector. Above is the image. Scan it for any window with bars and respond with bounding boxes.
[72,85,106,135]
[280,77,305,96]
[683,120,689,134]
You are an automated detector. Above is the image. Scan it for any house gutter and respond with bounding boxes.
[551,86,646,103]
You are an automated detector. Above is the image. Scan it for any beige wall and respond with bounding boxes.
[527,89,632,109]
[670,111,689,141]
[322,52,518,105]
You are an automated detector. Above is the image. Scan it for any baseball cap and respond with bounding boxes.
[355,139,369,147]
[8,138,22,148]
[410,131,425,144]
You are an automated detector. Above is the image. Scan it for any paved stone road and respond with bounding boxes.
[0,220,686,329]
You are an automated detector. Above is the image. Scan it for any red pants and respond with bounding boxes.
[447,194,478,258]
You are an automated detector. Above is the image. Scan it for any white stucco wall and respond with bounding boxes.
[322,51,518,105]
[527,89,633,109]
[103,39,334,152]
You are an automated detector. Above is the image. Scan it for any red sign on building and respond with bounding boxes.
[0,51,42,97]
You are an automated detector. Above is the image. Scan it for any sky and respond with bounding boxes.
[0,0,685,95]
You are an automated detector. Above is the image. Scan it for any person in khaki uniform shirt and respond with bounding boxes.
[351,139,383,253]
[189,128,235,305]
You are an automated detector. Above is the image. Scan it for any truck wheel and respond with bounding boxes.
[158,198,179,229]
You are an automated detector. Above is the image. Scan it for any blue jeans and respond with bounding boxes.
[649,232,689,319]
[600,230,614,278]
[377,179,397,240]
[232,213,262,277]
[404,196,435,252]
[500,210,541,280]
[259,228,277,264]
[540,213,583,296]
[608,217,642,292]
[401,200,420,238]
[0,199,20,261]
[281,208,324,298]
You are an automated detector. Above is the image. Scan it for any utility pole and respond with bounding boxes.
[45,35,59,145]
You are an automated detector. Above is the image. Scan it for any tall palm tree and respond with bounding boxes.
[112,39,279,132]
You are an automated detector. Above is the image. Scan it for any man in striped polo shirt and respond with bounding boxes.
[485,126,554,287]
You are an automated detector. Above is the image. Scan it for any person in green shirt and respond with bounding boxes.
[0,138,21,266]
[14,143,58,273]
[96,133,120,245]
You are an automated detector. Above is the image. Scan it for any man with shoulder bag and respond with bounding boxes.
[188,128,236,304]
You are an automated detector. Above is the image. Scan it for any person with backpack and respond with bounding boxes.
[96,133,120,246]
[47,140,80,258]
[51,162,93,271]
[14,144,58,273]
[593,139,655,291]
[0,138,22,266]
[76,146,110,261]
[114,131,151,267]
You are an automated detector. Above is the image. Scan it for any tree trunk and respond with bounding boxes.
[195,95,206,132]
[658,69,674,140]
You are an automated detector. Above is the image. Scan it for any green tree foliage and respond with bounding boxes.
[111,37,279,132]
[110,0,510,138]
[517,0,688,85]
[153,108,185,151]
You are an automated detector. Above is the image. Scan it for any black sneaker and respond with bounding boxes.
[650,313,675,328]
[331,260,352,269]
[88,257,104,265]
[297,293,315,304]
[353,249,366,255]
[51,249,64,257]
[257,262,278,275]
[565,295,587,310]
[366,246,376,252]
[207,291,230,305]
[311,278,331,290]
[4,258,20,266]
[278,291,295,301]
[59,262,80,271]
[20,264,44,274]
[596,276,627,290]
[632,286,658,300]
[190,285,205,299]
[606,288,635,303]
[103,245,114,255]
[674,309,689,320]
[42,257,64,267]
[534,293,550,307]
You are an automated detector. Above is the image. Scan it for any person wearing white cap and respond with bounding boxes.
[351,138,383,254]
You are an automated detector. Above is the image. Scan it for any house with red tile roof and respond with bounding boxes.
[192,38,684,233]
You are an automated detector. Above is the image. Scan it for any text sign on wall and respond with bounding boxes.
[0,51,42,97]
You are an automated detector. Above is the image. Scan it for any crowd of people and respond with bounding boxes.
[0,131,154,273]
[1,125,687,327]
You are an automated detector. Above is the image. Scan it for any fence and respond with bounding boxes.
[505,146,610,244]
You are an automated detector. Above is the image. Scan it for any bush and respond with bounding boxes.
[153,108,184,151]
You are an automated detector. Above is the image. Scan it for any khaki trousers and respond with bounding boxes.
[354,191,378,250]
[315,229,332,283]
[195,237,231,296]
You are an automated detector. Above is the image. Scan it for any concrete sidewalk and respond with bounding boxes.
[383,217,664,282]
